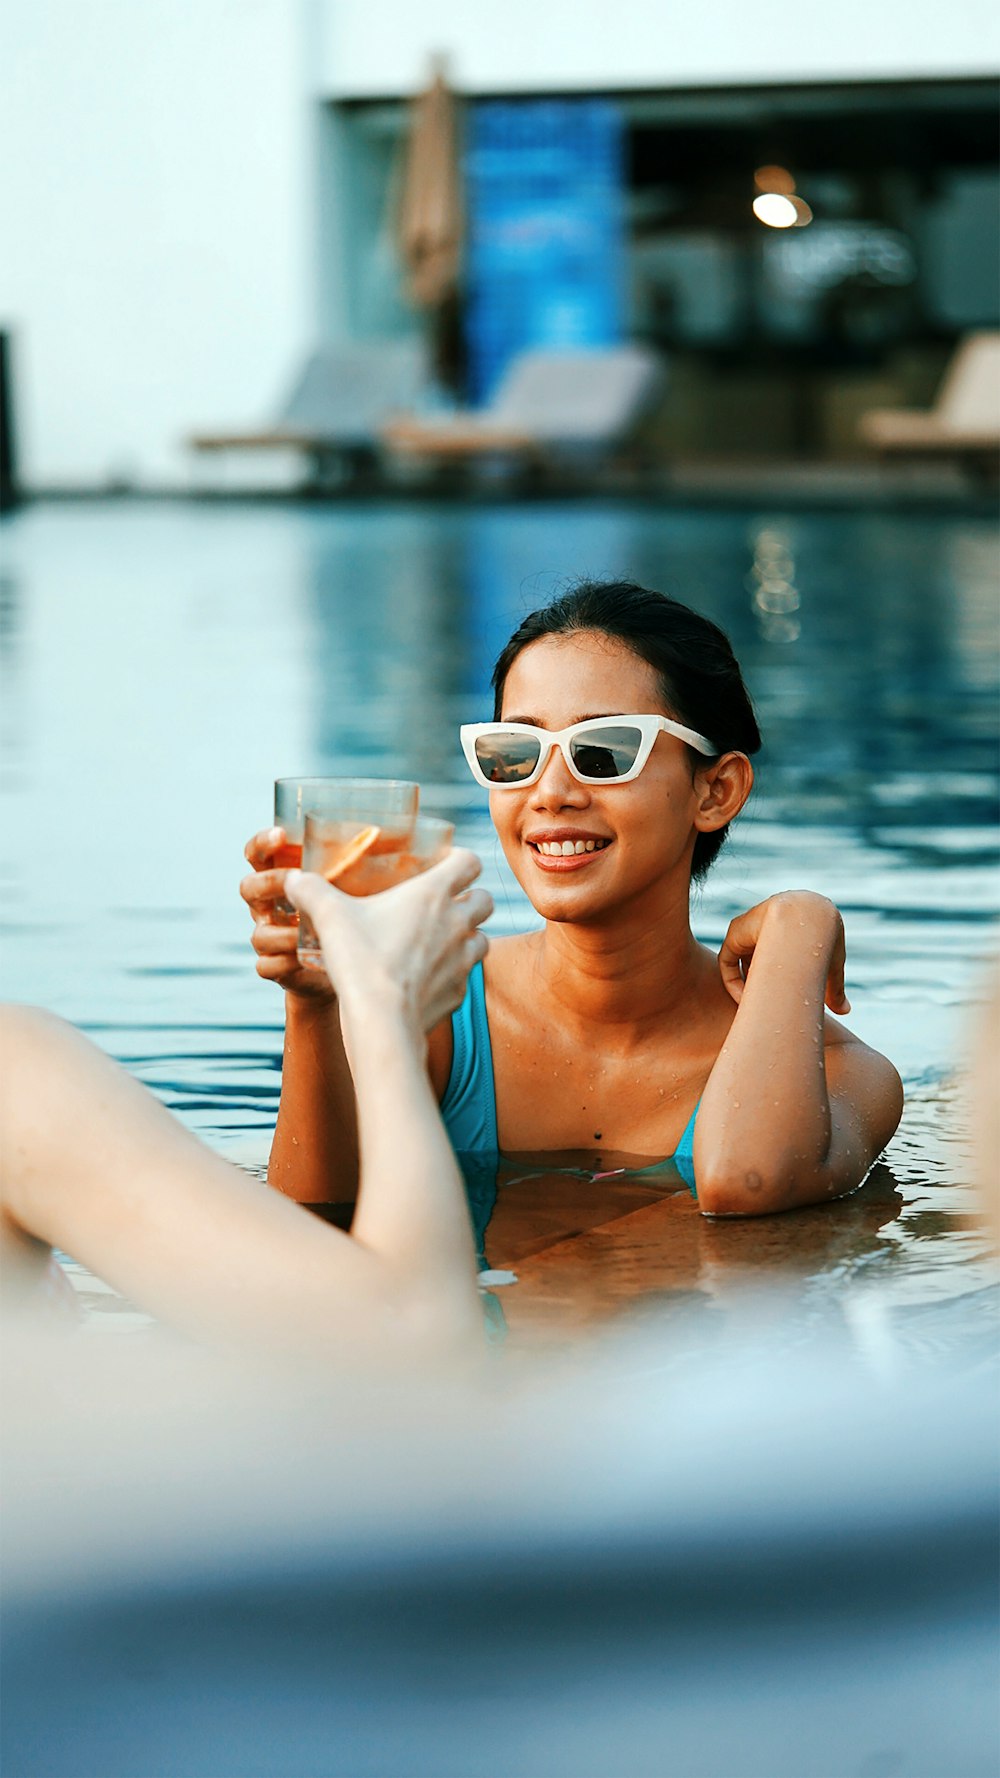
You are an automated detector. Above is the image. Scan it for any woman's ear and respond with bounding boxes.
[693,752,754,833]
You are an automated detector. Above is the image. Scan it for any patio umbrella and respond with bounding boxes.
[397,61,463,311]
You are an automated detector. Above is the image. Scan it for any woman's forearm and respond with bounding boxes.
[268,995,360,1204]
[695,898,840,1214]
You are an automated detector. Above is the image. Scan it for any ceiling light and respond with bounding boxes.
[752,192,798,229]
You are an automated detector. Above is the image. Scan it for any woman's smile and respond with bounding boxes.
[526,827,614,870]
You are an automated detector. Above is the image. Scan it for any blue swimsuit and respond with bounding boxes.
[440,962,699,1197]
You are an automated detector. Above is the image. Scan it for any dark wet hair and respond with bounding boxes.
[491,579,761,881]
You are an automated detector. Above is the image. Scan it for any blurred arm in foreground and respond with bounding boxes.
[0,855,491,1360]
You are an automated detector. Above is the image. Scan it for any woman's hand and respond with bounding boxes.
[240,827,335,1002]
[718,891,851,1015]
[285,851,492,1036]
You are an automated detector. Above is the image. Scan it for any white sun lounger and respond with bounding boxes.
[381,345,665,469]
[189,343,429,477]
[859,331,1000,465]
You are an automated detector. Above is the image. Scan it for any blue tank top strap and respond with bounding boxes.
[671,1102,699,1197]
[440,961,498,1154]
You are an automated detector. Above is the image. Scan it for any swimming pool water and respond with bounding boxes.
[1,498,997,1334]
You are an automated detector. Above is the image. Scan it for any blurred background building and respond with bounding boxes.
[2,0,998,493]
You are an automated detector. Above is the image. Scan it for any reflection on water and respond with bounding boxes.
[459,1127,996,1357]
[747,523,802,642]
[0,500,996,1339]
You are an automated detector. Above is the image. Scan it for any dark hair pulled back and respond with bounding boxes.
[491,579,761,881]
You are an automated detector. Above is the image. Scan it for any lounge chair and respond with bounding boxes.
[859,332,1000,467]
[381,345,665,473]
[189,343,428,482]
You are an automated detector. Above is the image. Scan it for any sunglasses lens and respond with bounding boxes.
[474,734,542,784]
[570,725,643,781]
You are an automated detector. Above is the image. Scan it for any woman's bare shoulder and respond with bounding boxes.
[824,1018,904,1149]
[481,931,540,993]
[485,931,538,960]
[427,932,535,1098]
[823,1013,894,1060]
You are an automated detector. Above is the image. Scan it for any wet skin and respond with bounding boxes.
[257,627,902,1220]
[427,629,903,1210]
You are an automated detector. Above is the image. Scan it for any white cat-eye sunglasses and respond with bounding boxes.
[460,714,716,790]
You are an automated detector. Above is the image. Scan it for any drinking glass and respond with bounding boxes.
[271,777,419,923]
[297,813,455,969]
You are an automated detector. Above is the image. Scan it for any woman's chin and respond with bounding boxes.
[517,874,616,923]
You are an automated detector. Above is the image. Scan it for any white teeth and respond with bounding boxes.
[536,839,607,856]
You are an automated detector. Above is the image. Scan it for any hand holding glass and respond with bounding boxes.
[272,778,418,922]
[297,813,455,968]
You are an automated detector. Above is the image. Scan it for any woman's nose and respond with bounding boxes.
[530,743,589,806]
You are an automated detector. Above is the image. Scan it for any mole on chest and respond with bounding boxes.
[497,1036,692,1148]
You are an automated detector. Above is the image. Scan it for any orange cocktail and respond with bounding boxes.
[272,777,418,924]
[297,814,454,968]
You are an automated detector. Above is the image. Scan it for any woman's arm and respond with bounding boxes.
[241,831,360,1204]
[269,996,360,1204]
[694,892,903,1217]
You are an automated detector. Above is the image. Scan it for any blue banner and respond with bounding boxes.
[465,100,625,403]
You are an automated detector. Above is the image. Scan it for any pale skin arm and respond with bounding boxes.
[286,864,485,1294]
[241,831,361,1205]
[693,891,904,1217]
[0,854,492,1356]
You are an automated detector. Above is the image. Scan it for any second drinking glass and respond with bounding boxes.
[297,813,455,968]
[272,777,419,923]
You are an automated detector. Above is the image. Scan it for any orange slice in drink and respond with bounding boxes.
[323,824,381,885]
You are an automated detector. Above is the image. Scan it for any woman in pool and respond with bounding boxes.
[1,856,492,1353]
[246,581,903,1216]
